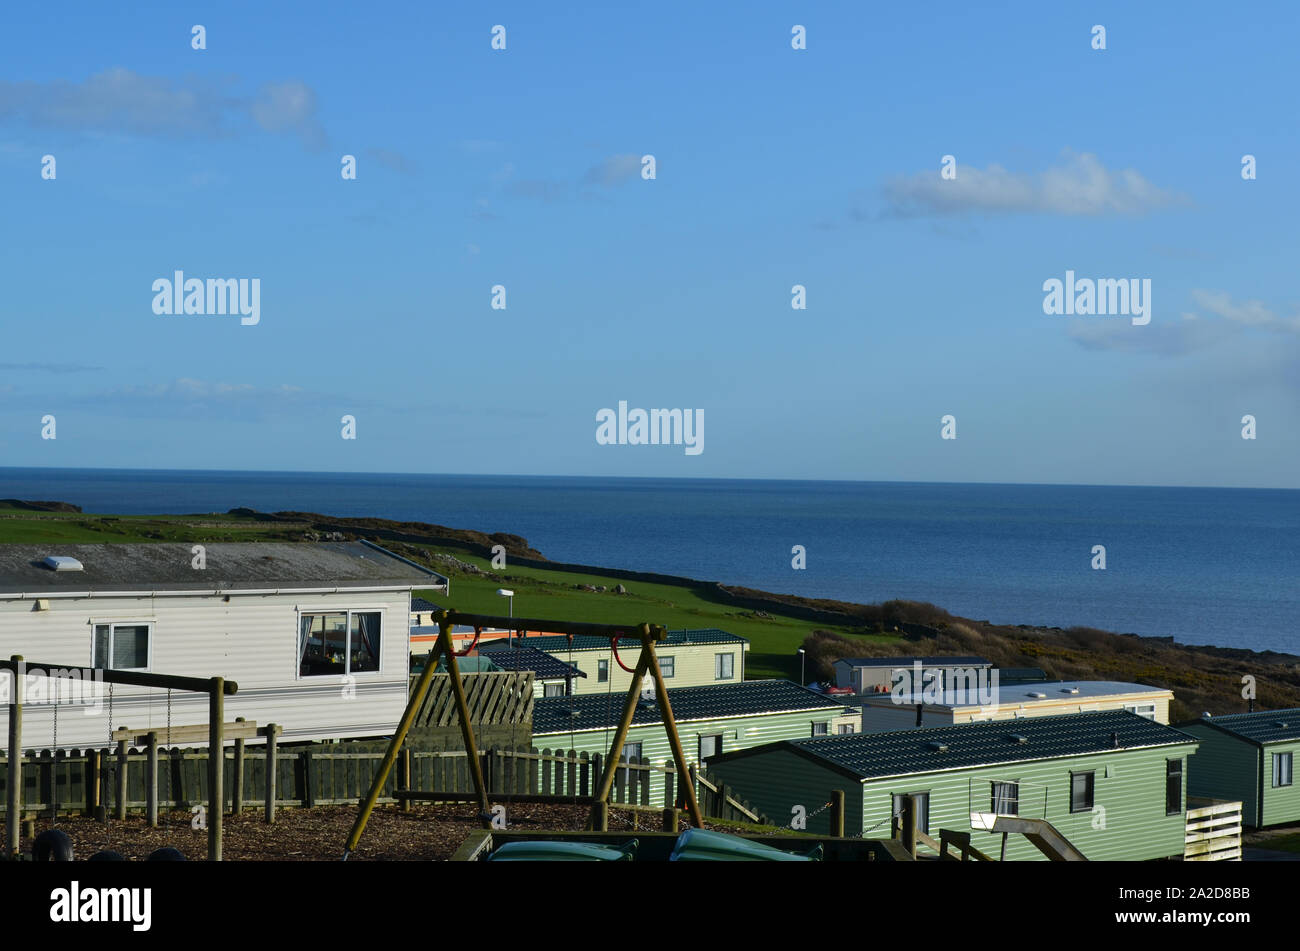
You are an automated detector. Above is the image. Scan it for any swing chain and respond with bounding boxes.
[104,681,114,825]
[164,688,172,827]
[51,678,59,828]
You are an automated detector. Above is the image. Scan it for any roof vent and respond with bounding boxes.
[43,556,83,572]
[927,741,949,752]
[1061,687,1080,694]
[1007,733,1029,744]
[1027,692,1046,699]
[1275,722,1289,729]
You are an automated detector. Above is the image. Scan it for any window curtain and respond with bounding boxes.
[299,615,313,669]
[356,613,379,663]
[992,782,1016,815]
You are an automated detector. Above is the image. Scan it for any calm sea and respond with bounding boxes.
[0,468,1296,654]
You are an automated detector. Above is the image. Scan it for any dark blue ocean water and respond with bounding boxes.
[1,468,1296,654]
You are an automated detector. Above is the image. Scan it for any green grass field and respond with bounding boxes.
[410,549,897,680]
[0,505,898,680]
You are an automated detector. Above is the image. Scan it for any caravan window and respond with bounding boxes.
[1070,771,1095,812]
[1165,759,1183,815]
[891,793,930,835]
[990,781,1019,816]
[299,611,382,677]
[92,623,151,671]
[1274,753,1294,788]
[715,652,734,680]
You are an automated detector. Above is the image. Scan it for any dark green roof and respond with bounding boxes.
[1181,708,1300,746]
[534,680,843,735]
[516,628,748,655]
[710,710,1197,781]
[479,642,586,680]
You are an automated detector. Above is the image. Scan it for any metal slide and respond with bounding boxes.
[990,816,1088,861]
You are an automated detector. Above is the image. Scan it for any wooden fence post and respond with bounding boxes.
[303,749,315,808]
[662,806,679,833]
[830,789,846,838]
[86,748,100,818]
[208,676,224,861]
[400,747,412,813]
[264,724,280,824]
[232,717,245,816]
[115,737,128,820]
[7,655,22,858]
[146,732,159,828]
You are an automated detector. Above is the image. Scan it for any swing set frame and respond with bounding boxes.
[2,654,237,861]
[343,609,704,858]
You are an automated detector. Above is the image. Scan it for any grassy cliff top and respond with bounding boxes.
[1,501,1294,720]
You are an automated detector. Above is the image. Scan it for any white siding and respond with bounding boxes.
[0,589,412,748]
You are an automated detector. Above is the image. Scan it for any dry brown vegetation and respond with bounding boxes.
[799,600,1300,722]
[25,803,696,862]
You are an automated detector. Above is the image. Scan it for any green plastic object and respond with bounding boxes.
[486,839,638,862]
[669,828,821,862]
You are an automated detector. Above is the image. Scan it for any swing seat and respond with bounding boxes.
[486,839,638,862]
[669,828,821,862]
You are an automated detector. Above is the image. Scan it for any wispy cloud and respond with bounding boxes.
[0,69,327,149]
[365,147,417,175]
[1068,290,1300,354]
[879,151,1188,218]
[53,377,547,424]
[1187,290,1300,335]
[248,81,326,149]
[0,362,104,373]
[496,152,643,204]
[505,178,571,202]
[1066,314,1229,355]
[582,153,641,186]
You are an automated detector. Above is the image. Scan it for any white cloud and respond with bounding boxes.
[250,81,326,149]
[1066,313,1228,355]
[1187,290,1300,334]
[1068,290,1300,354]
[881,151,1188,217]
[0,69,326,148]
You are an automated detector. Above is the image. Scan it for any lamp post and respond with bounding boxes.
[497,588,514,645]
[798,648,805,687]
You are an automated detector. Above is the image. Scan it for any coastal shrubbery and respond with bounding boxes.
[801,601,1300,720]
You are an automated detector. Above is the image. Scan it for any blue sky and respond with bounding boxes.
[1,2,1297,487]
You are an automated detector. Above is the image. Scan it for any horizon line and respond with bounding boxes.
[0,464,1294,494]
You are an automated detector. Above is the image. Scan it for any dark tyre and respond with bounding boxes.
[146,847,186,861]
[33,829,74,862]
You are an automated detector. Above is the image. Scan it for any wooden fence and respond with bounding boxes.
[0,743,765,824]
[1184,798,1243,861]
[409,672,534,728]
